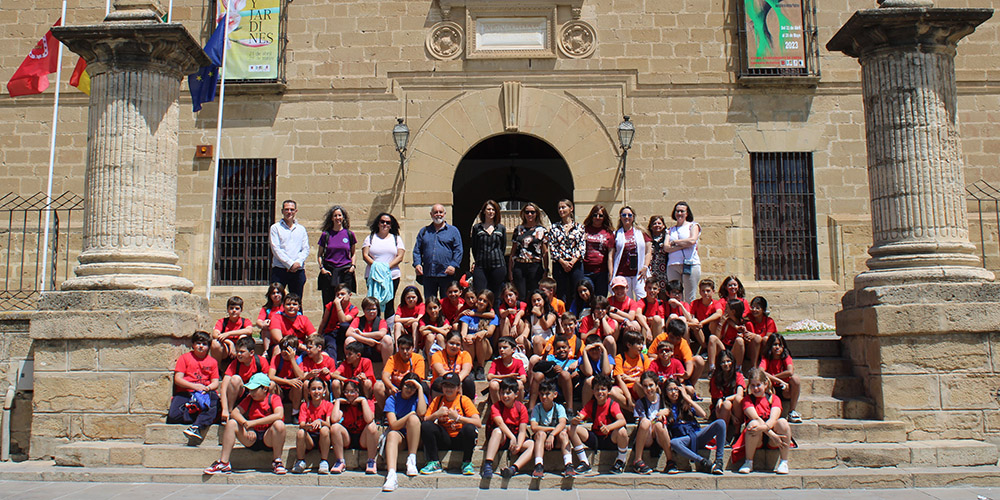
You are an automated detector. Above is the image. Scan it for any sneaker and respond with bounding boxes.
[788,410,802,423]
[203,460,231,475]
[563,464,577,477]
[501,465,517,479]
[610,459,626,474]
[405,455,418,476]
[461,461,476,475]
[382,470,399,492]
[532,463,545,479]
[575,462,592,475]
[291,459,307,474]
[480,461,494,479]
[420,460,442,475]
[272,458,287,475]
[775,460,790,475]
[366,458,378,475]
[474,366,486,381]
[331,459,347,474]
[738,460,753,474]
[691,391,702,402]
[318,460,330,475]
[711,461,725,475]
[183,425,202,441]
[664,460,680,475]
[633,460,652,475]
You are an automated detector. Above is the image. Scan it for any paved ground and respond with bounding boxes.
[3,480,997,500]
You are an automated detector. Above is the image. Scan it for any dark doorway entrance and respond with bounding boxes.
[452,134,573,274]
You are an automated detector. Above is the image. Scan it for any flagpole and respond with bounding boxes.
[206,6,231,300]
[167,0,173,22]
[40,0,67,294]
[105,0,110,17]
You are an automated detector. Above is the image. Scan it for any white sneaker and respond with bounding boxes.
[383,470,399,492]
[405,455,418,477]
[738,460,753,474]
[775,460,789,475]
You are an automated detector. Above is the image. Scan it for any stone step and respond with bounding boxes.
[9,461,1000,490]
[84,437,997,472]
[689,375,863,399]
[797,395,874,420]
[785,334,841,358]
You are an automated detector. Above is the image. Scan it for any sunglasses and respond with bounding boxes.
[621,213,634,218]
[379,220,392,225]
[524,210,537,214]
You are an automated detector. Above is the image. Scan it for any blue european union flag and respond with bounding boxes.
[188,18,227,112]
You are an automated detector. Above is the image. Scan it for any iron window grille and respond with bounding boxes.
[750,152,819,281]
[213,158,277,286]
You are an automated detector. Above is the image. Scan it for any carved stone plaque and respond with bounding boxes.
[558,20,596,58]
[467,8,556,59]
[427,21,465,60]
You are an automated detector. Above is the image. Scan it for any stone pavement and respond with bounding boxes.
[3,480,998,500]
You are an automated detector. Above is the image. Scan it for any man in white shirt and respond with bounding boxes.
[269,200,310,299]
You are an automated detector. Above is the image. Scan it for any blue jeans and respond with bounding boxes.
[670,419,726,464]
[552,261,584,304]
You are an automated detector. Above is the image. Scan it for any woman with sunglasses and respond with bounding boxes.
[507,203,548,299]
[363,213,406,319]
[612,206,652,300]
[582,205,615,297]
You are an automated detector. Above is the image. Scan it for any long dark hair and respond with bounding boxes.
[763,332,791,360]
[719,275,746,299]
[584,205,613,233]
[712,350,739,396]
[369,212,400,240]
[570,278,594,315]
[263,282,286,309]
[527,289,554,323]
[321,205,351,232]
[478,199,502,226]
[424,297,447,327]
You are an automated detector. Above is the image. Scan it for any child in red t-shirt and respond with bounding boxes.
[267,335,305,421]
[418,297,451,360]
[580,296,619,357]
[440,282,466,330]
[760,333,801,423]
[481,378,534,479]
[608,276,640,334]
[748,296,777,362]
[636,280,665,344]
[332,342,375,399]
[648,339,686,386]
[710,349,745,431]
[204,373,287,475]
[291,378,333,474]
[392,285,425,347]
[330,379,378,474]
[737,368,792,475]
[220,336,271,422]
[167,331,220,441]
[569,374,629,475]
[689,279,724,349]
[345,296,391,363]
[255,284,285,347]
[708,299,756,373]
[487,336,526,404]
[497,285,526,346]
[317,283,358,362]
[211,296,254,361]
[268,293,317,357]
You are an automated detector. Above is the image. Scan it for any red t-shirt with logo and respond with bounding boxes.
[299,399,333,426]
[583,227,614,274]
[578,398,622,437]
[649,357,685,381]
[224,355,270,381]
[174,351,219,392]
[301,353,337,381]
[238,393,283,431]
[270,311,317,341]
[340,398,376,434]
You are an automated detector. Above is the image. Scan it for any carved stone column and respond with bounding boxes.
[828,3,1000,441]
[27,1,211,460]
[54,0,209,292]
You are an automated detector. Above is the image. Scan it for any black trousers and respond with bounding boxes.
[318,263,356,305]
[270,267,306,299]
[512,261,544,299]
[552,261,584,304]
[421,422,478,463]
[472,264,506,301]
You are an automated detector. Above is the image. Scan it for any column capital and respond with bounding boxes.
[827,8,992,60]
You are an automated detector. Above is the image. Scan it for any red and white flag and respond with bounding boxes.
[6,18,62,97]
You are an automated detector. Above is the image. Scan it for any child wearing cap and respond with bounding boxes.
[420,372,481,475]
[204,372,287,475]
[167,331,220,442]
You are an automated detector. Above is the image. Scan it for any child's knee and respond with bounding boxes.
[273,420,285,432]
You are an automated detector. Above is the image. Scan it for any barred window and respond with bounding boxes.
[750,152,819,281]
[214,158,277,286]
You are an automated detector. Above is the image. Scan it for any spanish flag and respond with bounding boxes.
[69,57,90,95]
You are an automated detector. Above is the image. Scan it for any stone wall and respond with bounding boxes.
[0,313,34,459]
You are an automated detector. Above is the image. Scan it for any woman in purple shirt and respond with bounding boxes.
[317,205,357,305]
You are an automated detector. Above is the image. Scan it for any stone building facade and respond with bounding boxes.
[1,0,998,325]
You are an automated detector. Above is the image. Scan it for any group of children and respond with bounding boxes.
[169,274,800,489]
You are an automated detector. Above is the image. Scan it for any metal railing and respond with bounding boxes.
[967,180,1000,269]
[0,192,83,311]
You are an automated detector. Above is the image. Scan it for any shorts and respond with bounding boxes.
[246,429,271,451]
[774,384,786,400]
[583,429,617,451]
[307,430,321,443]
[347,432,367,450]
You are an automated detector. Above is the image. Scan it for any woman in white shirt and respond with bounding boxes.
[664,202,701,303]
[363,213,406,319]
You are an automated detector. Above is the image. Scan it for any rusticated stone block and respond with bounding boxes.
[79,414,156,440]
[33,341,67,371]
[880,374,941,411]
[30,413,70,438]
[878,333,991,374]
[130,372,172,414]
[902,409,985,440]
[940,373,1000,410]
[68,341,98,371]
[99,340,188,371]
[33,372,128,412]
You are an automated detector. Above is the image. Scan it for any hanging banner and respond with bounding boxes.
[743,0,805,70]
[217,0,281,80]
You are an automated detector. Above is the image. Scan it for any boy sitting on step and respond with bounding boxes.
[211,296,254,361]
[204,372,288,475]
[220,336,271,423]
[167,330,219,443]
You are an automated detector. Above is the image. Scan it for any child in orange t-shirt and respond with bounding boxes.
[375,334,426,410]
[430,331,475,398]
[611,331,651,411]
[420,372,481,475]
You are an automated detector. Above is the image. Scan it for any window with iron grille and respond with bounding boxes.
[214,158,277,286]
[750,152,819,281]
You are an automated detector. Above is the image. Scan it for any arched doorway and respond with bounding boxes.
[452,134,573,273]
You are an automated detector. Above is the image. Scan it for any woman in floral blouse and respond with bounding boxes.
[507,203,548,299]
[547,199,586,304]
[647,214,669,294]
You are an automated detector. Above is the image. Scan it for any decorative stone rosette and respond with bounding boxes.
[558,20,595,58]
[427,21,464,60]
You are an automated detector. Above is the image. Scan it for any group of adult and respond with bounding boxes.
[267,198,702,321]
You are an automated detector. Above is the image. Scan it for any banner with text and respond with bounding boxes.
[218,0,281,80]
[743,0,805,70]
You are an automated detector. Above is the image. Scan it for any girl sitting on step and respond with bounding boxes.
[734,368,792,475]
[759,333,802,423]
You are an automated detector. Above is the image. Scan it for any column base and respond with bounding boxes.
[854,265,995,289]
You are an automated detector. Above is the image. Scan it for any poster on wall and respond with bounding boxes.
[743,0,805,70]
[217,0,281,80]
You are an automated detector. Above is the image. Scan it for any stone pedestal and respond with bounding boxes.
[828,3,999,443]
[27,1,211,458]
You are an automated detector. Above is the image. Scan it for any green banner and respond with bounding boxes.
[218,0,281,80]
[744,0,805,70]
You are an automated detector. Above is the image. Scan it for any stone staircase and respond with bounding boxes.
[46,334,1000,489]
